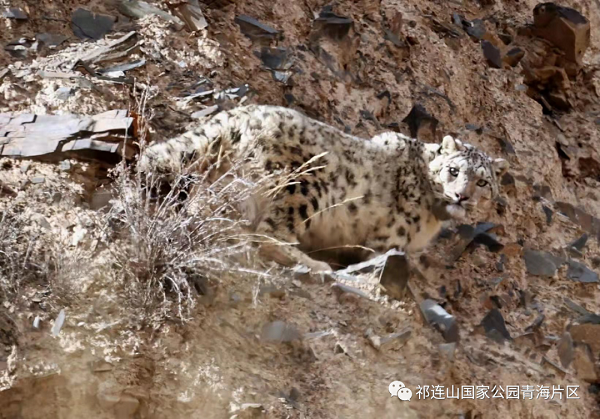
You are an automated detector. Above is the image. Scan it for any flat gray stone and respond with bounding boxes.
[3,8,27,20]
[191,105,219,119]
[569,233,588,251]
[481,308,511,343]
[566,260,599,283]
[379,253,409,300]
[51,309,66,336]
[174,3,207,31]
[420,299,459,343]
[97,59,146,74]
[523,248,557,277]
[72,8,115,41]
[234,14,280,42]
[482,40,503,68]
[36,33,68,47]
[331,282,370,299]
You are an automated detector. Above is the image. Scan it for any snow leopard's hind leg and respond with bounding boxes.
[134,112,246,214]
[137,116,241,178]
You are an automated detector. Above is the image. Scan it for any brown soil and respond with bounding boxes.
[1,0,600,418]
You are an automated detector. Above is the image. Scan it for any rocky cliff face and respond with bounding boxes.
[1,0,600,418]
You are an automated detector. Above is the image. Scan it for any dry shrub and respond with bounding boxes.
[0,204,48,301]
[0,202,53,364]
[102,163,272,321]
[0,202,85,315]
[98,89,276,322]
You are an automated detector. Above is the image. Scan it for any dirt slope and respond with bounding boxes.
[1,0,600,418]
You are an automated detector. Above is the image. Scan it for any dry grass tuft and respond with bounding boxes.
[0,204,48,301]
[97,89,276,322]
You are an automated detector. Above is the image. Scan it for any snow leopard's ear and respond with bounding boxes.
[440,136,464,154]
[424,142,441,160]
[492,158,509,178]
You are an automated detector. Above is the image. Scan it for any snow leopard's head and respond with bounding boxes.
[425,135,509,218]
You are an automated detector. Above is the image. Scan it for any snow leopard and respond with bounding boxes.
[138,104,509,272]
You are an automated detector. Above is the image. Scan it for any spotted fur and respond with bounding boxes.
[138,105,509,271]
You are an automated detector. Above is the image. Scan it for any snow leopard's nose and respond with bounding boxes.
[454,193,469,203]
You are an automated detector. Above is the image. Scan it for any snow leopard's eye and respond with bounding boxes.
[476,179,488,187]
[448,167,459,177]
